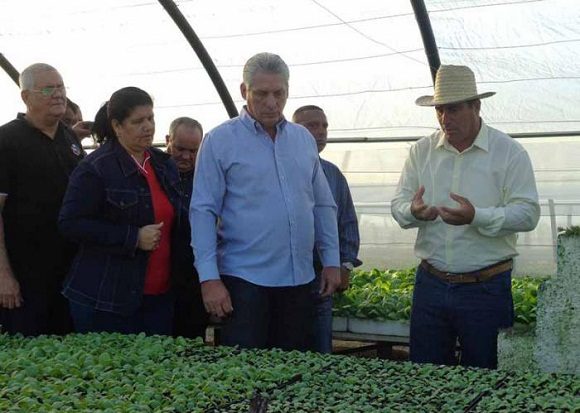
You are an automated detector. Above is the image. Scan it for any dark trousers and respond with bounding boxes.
[69,293,175,336]
[220,275,315,351]
[311,274,333,354]
[410,265,514,369]
[0,283,73,336]
[172,285,208,339]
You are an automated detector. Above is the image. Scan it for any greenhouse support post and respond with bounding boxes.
[0,53,20,86]
[548,199,557,261]
[410,0,440,82]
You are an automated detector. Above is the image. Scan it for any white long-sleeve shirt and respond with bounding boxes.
[391,121,540,273]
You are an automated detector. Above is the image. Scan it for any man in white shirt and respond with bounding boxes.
[391,65,540,369]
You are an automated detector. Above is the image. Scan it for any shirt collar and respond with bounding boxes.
[240,106,287,134]
[436,119,489,153]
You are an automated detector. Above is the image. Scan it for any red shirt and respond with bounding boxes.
[134,152,175,295]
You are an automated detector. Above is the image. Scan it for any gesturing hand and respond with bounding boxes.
[410,186,439,221]
[72,121,93,140]
[201,280,233,319]
[438,193,475,225]
[137,222,164,251]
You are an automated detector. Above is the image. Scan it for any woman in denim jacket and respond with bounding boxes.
[59,87,184,335]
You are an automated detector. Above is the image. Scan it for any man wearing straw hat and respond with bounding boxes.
[391,65,540,369]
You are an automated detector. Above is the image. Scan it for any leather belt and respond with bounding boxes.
[420,259,513,284]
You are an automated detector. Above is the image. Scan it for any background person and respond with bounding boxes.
[63,98,92,144]
[62,98,82,127]
[59,87,183,335]
[0,63,84,335]
[391,65,540,369]
[165,116,208,339]
[292,105,362,354]
[190,52,341,351]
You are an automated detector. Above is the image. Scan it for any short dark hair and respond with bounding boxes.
[91,102,110,144]
[66,98,80,114]
[292,105,324,121]
[466,99,480,108]
[93,87,153,144]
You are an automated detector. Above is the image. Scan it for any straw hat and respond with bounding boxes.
[415,65,495,106]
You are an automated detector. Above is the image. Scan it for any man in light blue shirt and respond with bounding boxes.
[190,52,341,351]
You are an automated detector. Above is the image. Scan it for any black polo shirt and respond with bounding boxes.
[0,113,84,289]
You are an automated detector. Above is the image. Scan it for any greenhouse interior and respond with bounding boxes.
[1,0,579,275]
[0,0,578,411]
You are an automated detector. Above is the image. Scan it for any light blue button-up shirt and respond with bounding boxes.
[190,107,340,287]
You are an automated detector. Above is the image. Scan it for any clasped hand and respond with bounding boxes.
[410,185,475,225]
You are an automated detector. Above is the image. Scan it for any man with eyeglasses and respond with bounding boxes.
[0,63,84,335]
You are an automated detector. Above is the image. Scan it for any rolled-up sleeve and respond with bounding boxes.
[335,171,362,266]
[472,149,540,237]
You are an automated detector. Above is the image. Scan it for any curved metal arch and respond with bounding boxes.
[158,0,238,119]
[410,0,441,83]
[0,53,20,86]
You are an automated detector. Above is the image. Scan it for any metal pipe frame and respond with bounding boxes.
[410,0,441,83]
[158,0,238,119]
[0,53,20,86]
[326,130,580,144]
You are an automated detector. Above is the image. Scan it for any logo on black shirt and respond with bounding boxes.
[71,143,82,157]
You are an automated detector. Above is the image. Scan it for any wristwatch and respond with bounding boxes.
[341,262,354,271]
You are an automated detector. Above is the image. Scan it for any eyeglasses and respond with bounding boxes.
[31,85,67,97]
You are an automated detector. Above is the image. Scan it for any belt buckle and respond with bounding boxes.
[445,272,458,282]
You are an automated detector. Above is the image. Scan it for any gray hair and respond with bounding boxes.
[19,63,60,91]
[242,52,289,89]
[168,116,203,138]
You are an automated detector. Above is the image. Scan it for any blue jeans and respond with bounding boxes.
[220,275,315,351]
[410,265,514,369]
[311,275,333,354]
[69,293,174,335]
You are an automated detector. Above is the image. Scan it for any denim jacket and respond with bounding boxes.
[59,139,185,315]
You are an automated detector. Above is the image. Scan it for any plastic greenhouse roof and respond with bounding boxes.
[0,0,578,141]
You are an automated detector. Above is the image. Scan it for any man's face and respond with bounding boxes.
[241,71,288,130]
[294,109,328,153]
[435,101,481,145]
[62,106,79,127]
[167,124,203,173]
[22,69,67,121]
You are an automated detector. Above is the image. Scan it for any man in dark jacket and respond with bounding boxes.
[166,116,208,339]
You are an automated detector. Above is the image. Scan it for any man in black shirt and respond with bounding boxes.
[165,116,208,339]
[0,63,84,335]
